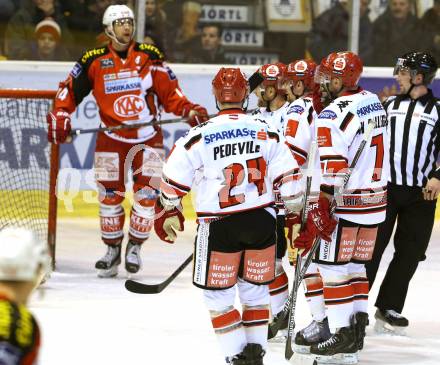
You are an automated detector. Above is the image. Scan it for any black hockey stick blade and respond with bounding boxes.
[125,254,193,294]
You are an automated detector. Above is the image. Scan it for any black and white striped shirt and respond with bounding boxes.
[384,90,440,187]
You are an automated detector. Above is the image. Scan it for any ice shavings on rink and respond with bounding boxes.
[30,219,440,365]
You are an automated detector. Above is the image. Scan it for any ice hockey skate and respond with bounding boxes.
[294,317,331,354]
[351,312,369,350]
[227,343,266,365]
[95,244,121,278]
[268,311,288,342]
[125,240,142,274]
[374,308,408,335]
[310,326,358,364]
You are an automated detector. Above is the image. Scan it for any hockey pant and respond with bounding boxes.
[95,131,164,245]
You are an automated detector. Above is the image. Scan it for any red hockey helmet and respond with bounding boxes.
[318,51,363,88]
[260,62,287,94]
[286,59,317,91]
[212,67,249,103]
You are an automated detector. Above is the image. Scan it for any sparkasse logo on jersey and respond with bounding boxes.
[104,77,141,94]
[113,95,146,117]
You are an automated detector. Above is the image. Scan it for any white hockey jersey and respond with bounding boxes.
[252,102,290,133]
[161,109,303,220]
[316,89,389,225]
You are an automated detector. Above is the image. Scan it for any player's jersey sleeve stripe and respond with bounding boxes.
[339,112,355,132]
[273,168,301,187]
[268,131,280,142]
[184,133,202,150]
[161,174,191,196]
[286,142,308,165]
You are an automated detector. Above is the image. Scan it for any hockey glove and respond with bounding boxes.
[183,104,209,127]
[47,109,71,144]
[285,212,317,263]
[154,199,185,244]
[308,197,337,242]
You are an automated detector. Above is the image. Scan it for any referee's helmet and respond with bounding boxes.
[394,52,438,85]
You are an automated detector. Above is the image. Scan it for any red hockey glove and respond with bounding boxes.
[285,213,317,264]
[183,104,208,127]
[154,199,185,244]
[308,197,337,242]
[47,109,71,144]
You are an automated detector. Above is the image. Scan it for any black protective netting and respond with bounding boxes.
[0,96,54,244]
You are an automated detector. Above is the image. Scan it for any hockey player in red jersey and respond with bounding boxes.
[293,51,389,364]
[0,227,51,365]
[153,67,305,364]
[278,59,333,352]
[46,5,208,278]
[252,63,294,341]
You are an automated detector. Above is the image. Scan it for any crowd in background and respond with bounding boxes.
[0,0,438,66]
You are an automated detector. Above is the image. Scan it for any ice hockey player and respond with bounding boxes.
[46,4,208,278]
[153,67,304,364]
[278,59,333,353]
[251,63,293,341]
[0,227,51,365]
[295,51,389,364]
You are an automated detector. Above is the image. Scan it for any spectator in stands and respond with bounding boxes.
[0,0,16,55]
[307,0,373,64]
[63,0,114,50]
[172,1,202,62]
[4,0,74,60]
[421,0,440,63]
[370,0,428,66]
[29,18,70,61]
[144,0,169,53]
[185,23,229,64]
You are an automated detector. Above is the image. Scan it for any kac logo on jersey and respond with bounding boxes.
[70,63,82,78]
[287,105,305,115]
[104,77,141,94]
[113,94,146,117]
[319,110,338,120]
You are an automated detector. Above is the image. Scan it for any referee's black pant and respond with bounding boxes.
[366,182,437,313]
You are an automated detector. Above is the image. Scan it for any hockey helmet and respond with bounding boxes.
[260,63,287,95]
[102,5,135,45]
[286,59,317,91]
[394,52,438,85]
[317,51,363,88]
[212,67,249,104]
[0,227,51,281]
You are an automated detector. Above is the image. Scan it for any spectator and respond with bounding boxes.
[185,23,229,64]
[307,0,373,64]
[421,0,440,63]
[29,18,70,60]
[172,1,201,62]
[144,0,169,53]
[0,0,16,54]
[4,0,74,60]
[370,0,428,66]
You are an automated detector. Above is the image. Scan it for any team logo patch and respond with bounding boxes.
[333,57,346,71]
[319,110,338,119]
[287,105,305,115]
[70,63,82,78]
[266,64,280,77]
[100,58,114,69]
[165,66,177,80]
[113,94,146,117]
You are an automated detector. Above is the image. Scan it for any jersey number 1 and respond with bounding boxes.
[219,157,267,209]
[370,134,384,182]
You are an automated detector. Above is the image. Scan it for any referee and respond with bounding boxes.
[366,52,439,333]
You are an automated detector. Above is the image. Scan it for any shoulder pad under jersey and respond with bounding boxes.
[135,43,165,61]
[78,46,109,66]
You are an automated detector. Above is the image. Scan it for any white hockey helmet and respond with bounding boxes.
[102,4,135,45]
[0,227,51,282]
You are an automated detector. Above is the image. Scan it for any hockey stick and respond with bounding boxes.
[285,119,376,360]
[70,114,217,136]
[268,140,317,340]
[125,253,193,294]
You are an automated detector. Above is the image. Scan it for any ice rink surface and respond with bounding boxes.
[31,218,440,365]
